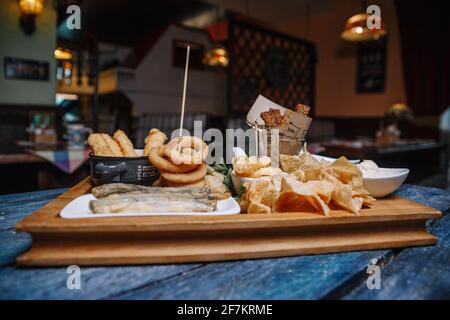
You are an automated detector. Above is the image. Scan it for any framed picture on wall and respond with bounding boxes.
[356,38,387,93]
[4,57,49,81]
[228,19,316,115]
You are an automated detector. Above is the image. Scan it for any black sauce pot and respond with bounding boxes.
[90,153,159,186]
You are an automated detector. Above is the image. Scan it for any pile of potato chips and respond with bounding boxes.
[238,153,375,215]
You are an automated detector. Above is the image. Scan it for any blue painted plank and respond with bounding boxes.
[114,250,390,300]
[0,185,448,300]
[0,189,65,231]
[0,189,66,207]
[0,188,204,300]
[342,210,450,300]
[0,231,31,266]
[113,185,450,300]
[0,264,202,300]
[0,201,59,231]
[395,184,450,213]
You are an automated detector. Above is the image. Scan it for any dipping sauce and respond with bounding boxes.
[358,160,391,179]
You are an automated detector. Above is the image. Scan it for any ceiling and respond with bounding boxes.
[202,0,332,25]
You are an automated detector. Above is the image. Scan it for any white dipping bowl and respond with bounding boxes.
[363,168,409,198]
[231,170,271,193]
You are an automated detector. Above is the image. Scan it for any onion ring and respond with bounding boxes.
[144,128,167,156]
[164,136,208,165]
[160,164,207,184]
[148,147,198,173]
[164,177,207,188]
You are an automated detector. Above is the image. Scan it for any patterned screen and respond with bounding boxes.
[228,19,316,115]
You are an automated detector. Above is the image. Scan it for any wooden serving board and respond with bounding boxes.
[16,178,442,266]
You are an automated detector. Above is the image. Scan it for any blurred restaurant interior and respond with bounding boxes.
[0,0,449,194]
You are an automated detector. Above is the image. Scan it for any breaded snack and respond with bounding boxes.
[295,104,310,116]
[87,133,123,157]
[160,164,207,184]
[101,134,123,157]
[163,136,208,165]
[113,130,137,157]
[148,146,198,173]
[260,108,286,127]
[144,128,167,156]
[87,133,110,156]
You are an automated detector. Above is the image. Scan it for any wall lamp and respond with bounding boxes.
[18,0,45,35]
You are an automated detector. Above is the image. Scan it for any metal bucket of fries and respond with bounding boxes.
[257,128,306,158]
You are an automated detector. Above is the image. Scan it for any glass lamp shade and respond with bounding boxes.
[341,13,387,42]
[19,0,44,16]
[203,46,229,67]
[54,47,72,60]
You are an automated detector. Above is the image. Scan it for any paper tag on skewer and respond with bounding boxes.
[246,94,312,139]
[280,109,311,140]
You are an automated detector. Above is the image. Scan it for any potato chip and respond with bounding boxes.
[276,177,330,215]
[250,166,283,178]
[328,157,364,189]
[331,182,363,214]
[270,172,290,192]
[238,152,374,215]
[248,202,272,214]
[280,154,302,174]
[233,155,273,177]
[243,180,278,208]
[306,180,335,205]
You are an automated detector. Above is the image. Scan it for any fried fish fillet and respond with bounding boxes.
[89,192,215,213]
[92,183,209,198]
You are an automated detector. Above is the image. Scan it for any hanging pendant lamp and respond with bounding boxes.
[341,1,387,42]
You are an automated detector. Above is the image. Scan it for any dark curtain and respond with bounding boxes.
[395,0,450,116]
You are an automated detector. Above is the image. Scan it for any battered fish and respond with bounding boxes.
[92,183,210,198]
[89,194,215,213]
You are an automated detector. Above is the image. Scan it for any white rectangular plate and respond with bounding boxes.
[60,194,241,219]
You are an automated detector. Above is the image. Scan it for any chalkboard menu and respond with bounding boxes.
[4,57,49,81]
[356,38,387,93]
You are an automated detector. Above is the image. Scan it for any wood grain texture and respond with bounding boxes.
[0,184,448,299]
[14,178,441,266]
[16,179,441,235]
[343,209,450,300]
[0,263,201,300]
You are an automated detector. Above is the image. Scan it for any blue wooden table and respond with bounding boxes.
[1,185,449,300]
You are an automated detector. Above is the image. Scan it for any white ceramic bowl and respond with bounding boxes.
[231,171,271,193]
[362,168,409,198]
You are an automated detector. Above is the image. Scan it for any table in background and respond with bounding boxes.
[0,152,88,194]
[0,185,449,299]
[321,140,444,183]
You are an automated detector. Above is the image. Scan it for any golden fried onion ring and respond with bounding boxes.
[164,136,208,165]
[163,177,207,188]
[160,164,207,184]
[148,146,198,173]
[144,128,167,156]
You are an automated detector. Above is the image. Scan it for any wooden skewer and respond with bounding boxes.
[178,45,191,146]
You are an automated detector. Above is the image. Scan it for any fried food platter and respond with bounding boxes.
[15,176,441,266]
[13,52,442,266]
